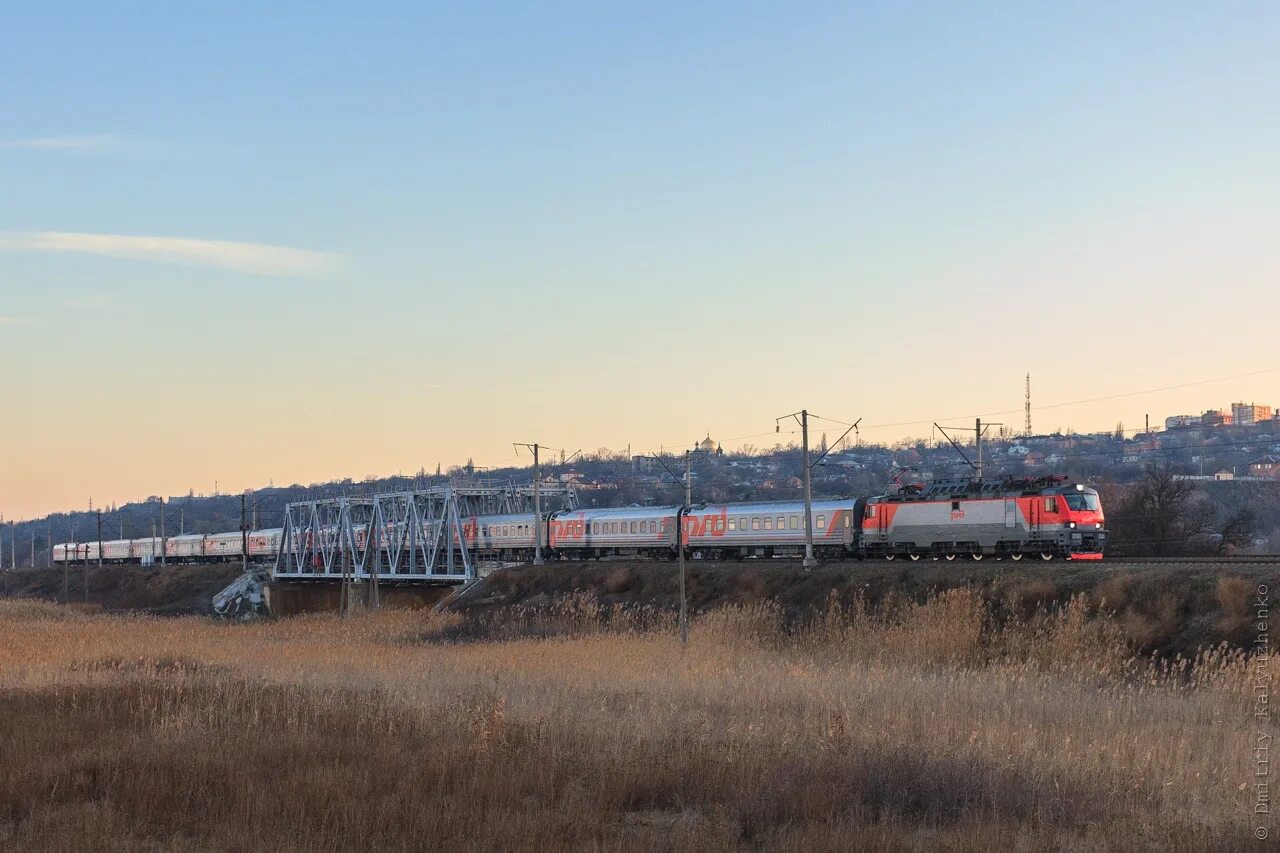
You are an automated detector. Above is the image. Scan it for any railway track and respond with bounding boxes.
[1097,555,1280,565]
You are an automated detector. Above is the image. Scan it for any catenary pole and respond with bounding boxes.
[680,451,693,646]
[976,418,983,481]
[643,450,697,648]
[776,409,854,571]
[64,527,73,603]
[801,410,816,569]
[514,443,547,565]
[533,444,543,565]
[367,504,380,612]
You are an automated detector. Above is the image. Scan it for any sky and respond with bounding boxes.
[2,2,1278,519]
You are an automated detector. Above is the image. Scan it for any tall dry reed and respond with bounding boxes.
[0,590,1268,851]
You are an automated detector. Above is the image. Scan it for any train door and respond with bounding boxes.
[1004,498,1017,530]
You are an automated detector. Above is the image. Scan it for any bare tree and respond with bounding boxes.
[1216,507,1258,554]
[1116,465,1199,556]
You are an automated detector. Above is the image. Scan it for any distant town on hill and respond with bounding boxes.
[6,401,1280,564]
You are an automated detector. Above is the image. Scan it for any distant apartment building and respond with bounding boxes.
[1232,402,1274,426]
[1123,438,1160,464]
[1165,414,1199,430]
[1202,410,1234,428]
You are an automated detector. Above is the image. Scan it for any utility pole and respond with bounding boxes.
[367,516,381,612]
[514,442,545,565]
[90,511,100,603]
[976,417,984,481]
[776,410,819,568]
[8,520,14,572]
[776,411,860,571]
[945,418,1000,482]
[643,450,698,647]
[64,526,74,603]
[47,523,52,569]
[180,504,184,535]
[159,498,166,566]
[340,520,353,619]
[30,528,35,569]
[675,448,696,640]
[241,492,249,575]
[680,450,694,646]
[801,411,816,568]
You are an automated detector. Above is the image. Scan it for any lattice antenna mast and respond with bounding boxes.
[1024,373,1032,436]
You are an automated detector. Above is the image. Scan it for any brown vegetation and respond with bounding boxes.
[0,564,242,615]
[461,560,1280,657]
[1,588,1272,851]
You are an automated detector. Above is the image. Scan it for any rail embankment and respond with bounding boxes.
[446,558,1279,656]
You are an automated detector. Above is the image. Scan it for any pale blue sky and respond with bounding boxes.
[2,2,1278,516]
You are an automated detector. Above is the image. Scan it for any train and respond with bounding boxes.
[53,529,283,564]
[53,475,1107,565]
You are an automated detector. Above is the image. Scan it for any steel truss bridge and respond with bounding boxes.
[273,482,577,583]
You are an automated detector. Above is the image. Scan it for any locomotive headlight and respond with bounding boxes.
[1068,522,1076,529]
[1096,522,1102,529]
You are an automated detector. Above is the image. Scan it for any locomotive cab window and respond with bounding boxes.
[865,505,876,519]
[1064,493,1099,512]
[1044,497,1058,513]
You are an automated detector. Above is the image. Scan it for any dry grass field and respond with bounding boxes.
[0,586,1272,851]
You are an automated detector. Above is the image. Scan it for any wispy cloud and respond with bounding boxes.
[0,134,120,151]
[0,315,34,327]
[0,231,344,277]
